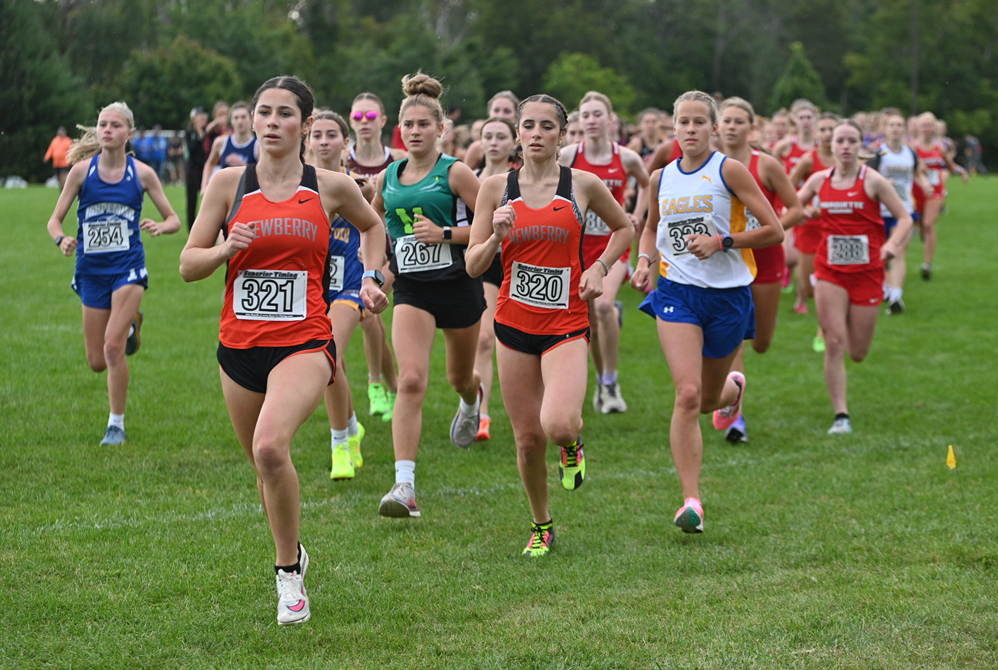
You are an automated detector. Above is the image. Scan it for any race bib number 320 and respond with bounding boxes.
[661,214,718,259]
[395,235,453,273]
[510,261,571,310]
[82,219,130,254]
[234,270,308,321]
[827,235,870,266]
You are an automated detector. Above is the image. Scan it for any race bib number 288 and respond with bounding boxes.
[510,261,571,310]
[234,269,308,321]
[827,235,870,266]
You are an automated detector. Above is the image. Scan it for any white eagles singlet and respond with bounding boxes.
[654,151,756,289]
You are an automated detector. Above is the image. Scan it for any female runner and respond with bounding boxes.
[473,116,519,441]
[914,112,967,280]
[775,100,818,295]
[180,77,388,625]
[46,102,180,445]
[202,102,258,193]
[346,92,406,419]
[307,111,375,479]
[565,111,584,145]
[627,108,663,166]
[559,91,649,414]
[630,91,783,533]
[462,91,519,170]
[372,73,484,519]
[796,120,911,434]
[717,97,804,443]
[466,94,633,555]
[865,109,930,314]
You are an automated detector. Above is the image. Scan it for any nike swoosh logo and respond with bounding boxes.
[287,599,306,612]
[299,198,313,204]
[553,206,568,211]
[847,192,859,197]
[607,168,619,173]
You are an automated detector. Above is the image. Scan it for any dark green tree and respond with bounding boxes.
[0,0,91,181]
[769,42,831,113]
[542,53,637,114]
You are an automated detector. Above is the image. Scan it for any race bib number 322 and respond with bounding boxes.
[510,261,571,310]
[661,214,718,259]
[82,219,130,254]
[395,235,453,274]
[234,270,308,321]
[827,235,870,266]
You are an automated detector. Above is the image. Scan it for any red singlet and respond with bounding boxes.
[795,149,830,255]
[571,141,630,266]
[813,166,885,306]
[220,164,333,348]
[916,143,947,199]
[746,151,785,285]
[495,166,588,335]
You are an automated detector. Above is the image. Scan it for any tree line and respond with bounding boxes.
[3,0,996,181]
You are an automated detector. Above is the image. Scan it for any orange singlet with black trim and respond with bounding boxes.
[495,166,588,335]
[219,164,333,348]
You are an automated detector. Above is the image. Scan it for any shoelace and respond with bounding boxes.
[276,571,303,603]
[562,443,580,467]
[528,525,550,549]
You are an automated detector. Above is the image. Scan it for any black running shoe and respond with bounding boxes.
[126,311,143,356]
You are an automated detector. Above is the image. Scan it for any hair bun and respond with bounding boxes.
[402,72,443,100]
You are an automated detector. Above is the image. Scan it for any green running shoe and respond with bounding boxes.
[559,438,586,490]
[349,422,365,468]
[812,335,826,353]
[368,383,390,416]
[330,444,355,480]
[522,521,555,557]
[382,392,396,422]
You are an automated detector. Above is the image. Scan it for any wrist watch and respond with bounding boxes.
[55,235,65,247]
[442,226,453,241]
[722,235,734,252]
[362,269,385,287]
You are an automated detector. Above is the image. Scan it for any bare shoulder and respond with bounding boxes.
[559,143,580,165]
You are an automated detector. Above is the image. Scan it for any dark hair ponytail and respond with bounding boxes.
[252,76,315,162]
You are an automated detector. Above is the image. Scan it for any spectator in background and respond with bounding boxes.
[963,134,988,175]
[203,100,231,158]
[44,126,73,188]
[167,131,185,185]
[185,107,209,230]
[133,127,150,164]
[147,125,168,180]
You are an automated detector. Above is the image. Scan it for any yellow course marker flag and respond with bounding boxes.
[947,445,957,470]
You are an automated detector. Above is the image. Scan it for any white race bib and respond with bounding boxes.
[827,235,870,266]
[395,235,454,274]
[661,214,718,259]
[233,269,308,321]
[745,211,761,231]
[584,210,611,236]
[328,255,345,292]
[82,219,130,254]
[927,170,941,187]
[510,261,571,310]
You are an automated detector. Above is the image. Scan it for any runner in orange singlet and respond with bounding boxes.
[467,94,633,556]
[180,77,388,626]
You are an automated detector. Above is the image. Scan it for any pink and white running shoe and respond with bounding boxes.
[712,372,746,431]
[674,498,704,533]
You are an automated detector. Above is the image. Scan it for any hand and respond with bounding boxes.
[685,234,719,260]
[579,264,605,301]
[630,264,650,292]
[360,283,389,315]
[960,166,970,183]
[224,222,255,257]
[354,177,375,202]
[626,212,641,227]
[804,205,820,219]
[492,205,515,242]
[139,218,164,236]
[412,214,443,243]
[58,236,78,257]
[881,240,898,262]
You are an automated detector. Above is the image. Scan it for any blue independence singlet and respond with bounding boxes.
[75,154,146,275]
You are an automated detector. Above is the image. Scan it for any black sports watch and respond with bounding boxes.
[362,269,385,287]
[55,235,65,247]
[722,235,734,252]
[442,226,453,242]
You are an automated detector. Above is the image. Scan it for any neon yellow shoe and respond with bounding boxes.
[330,445,355,480]
[813,335,826,353]
[382,392,396,422]
[559,438,586,490]
[349,422,365,469]
[368,384,390,416]
[522,520,555,557]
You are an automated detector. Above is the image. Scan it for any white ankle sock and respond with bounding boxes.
[395,460,416,485]
[347,413,359,437]
[108,413,124,430]
[459,393,480,416]
[331,428,349,447]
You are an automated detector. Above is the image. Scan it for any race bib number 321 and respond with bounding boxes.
[82,219,130,254]
[510,261,571,310]
[395,235,453,274]
[234,270,308,321]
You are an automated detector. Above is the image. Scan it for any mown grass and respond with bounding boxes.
[0,180,995,669]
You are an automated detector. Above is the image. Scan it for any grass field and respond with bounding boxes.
[1,179,996,669]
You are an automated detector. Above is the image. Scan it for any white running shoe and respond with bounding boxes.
[600,381,628,414]
[828,417,853,435]
[450,385,482,448]
[592,382,605,412]
[276,545,310,625]
[379,482,421,518]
